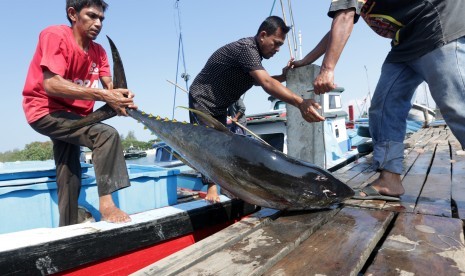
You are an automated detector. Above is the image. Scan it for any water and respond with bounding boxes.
[125,152,156,166]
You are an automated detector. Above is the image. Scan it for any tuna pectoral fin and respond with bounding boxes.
[177,106,230,133]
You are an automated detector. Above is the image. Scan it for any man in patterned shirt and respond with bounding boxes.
[189,16,324,203]
[293,0,465,201]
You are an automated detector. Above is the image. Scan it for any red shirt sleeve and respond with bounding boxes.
[39,31,69,77]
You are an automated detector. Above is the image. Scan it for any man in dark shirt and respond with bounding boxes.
[189,16,324,203]
[293,0,465,200]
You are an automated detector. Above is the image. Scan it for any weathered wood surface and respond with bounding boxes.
[135,209,340,276]
[265,208,394,276]
[451,134,465,220]
[134,126,465,275]
[132,208,281,276]
[365,213,465,275]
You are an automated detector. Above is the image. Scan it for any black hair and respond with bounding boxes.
[256,16,290,36]
[66,0,108,24]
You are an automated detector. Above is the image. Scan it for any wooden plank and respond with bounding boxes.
[452,174,465,220]
[407,150,434,175]
[0,199,257,275]
[131,208,281,276]
[345,167,378,190]
[404,128,433,149]
[415,144,452,217]
[384,174,426,213]
[332,156,373,183]
[365,213,465,275]
[409,128,434,149]
[265,207,394,276]
[451,137,465,220]
[346,136,423,191]
[414,174,451,217]
[382,149,424,210]
[415,130,441,150]
[348,199,386,209]
[346,146,423,210]
[345,128,440,211]
[170,209,340,276]
[402,149,421,174]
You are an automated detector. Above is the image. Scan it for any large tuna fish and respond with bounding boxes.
[130,109,354,210]
[70,36,355,210]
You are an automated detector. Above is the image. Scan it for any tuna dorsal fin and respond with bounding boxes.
[178,106,230,133]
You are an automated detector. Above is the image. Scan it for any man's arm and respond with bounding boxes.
[100,76,113,90]
[313,9,355,94]
[250,69,324,123]
[231,111,243,122]
[43,70,136,116]
[272,58,294,83]
[292,32,330,68]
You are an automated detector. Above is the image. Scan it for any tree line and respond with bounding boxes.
[0,131,158,162]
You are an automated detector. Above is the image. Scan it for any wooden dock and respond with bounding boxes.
[133,125,465,275]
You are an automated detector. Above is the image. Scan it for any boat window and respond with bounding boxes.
[274,101,286,110]
[155,147,172,162]
[259,133,285,152]
[328,95,342,110]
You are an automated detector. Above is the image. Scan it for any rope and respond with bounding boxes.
[269,0,277,16]
[279,0,293,59]
[172,0,190,119]
[287,0,298,56]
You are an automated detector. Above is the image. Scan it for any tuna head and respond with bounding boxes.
[214,135,355,210]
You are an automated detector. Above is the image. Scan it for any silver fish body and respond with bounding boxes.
[128,109,354,210]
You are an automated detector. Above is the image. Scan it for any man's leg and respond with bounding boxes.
[52,138,82,226]
[411,36,465,149]
[90,123,131,223]
[360,62,423,198]
[189,94,226,201]
[31,111,131,224]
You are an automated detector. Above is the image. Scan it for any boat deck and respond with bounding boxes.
[134,125,465,275]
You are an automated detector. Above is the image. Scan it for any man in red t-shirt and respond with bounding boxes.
[22,0,136,226]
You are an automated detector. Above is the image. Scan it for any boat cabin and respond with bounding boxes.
[153,141,183,168]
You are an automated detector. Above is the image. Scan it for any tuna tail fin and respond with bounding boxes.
[178,106,230,133]
[65,35,126,130]
[67,104,117,129]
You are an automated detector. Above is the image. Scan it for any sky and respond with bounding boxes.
[1,0,428,153]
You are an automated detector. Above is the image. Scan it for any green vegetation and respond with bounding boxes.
[0,141,54,162]
[120,131,158,151]
[0,131,159,162]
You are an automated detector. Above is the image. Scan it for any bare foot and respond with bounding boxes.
[205,183,221,203]
[360,170,404,197]
[99,195,131,223]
